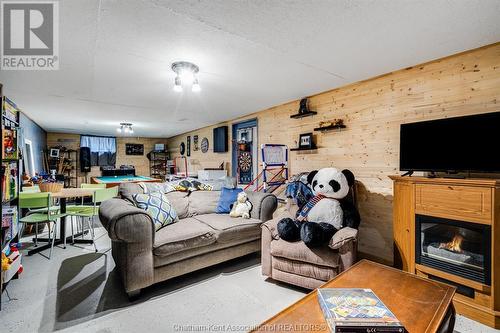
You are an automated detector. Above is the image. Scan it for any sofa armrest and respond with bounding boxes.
[99,198,155,294]
[99,198,155,244]
[245,191,278,222]
[328,227,358,250]
[261,211,295,277]
[328,227,358,270]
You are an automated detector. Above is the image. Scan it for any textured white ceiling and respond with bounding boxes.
[1,0,499,137]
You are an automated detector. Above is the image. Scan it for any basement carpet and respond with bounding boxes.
[0,223,496,333]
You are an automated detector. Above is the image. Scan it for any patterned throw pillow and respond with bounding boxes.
[133,192,178,231]
[138,182,176,194]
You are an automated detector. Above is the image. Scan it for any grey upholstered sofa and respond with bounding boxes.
[99,183,277,298]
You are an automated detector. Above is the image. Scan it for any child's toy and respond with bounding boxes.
[244,144,288,193]
[277,167,361,248]
[229,192,253,219]
[1,252,12,271]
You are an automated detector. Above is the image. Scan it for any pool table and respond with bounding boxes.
[91,175,161,188]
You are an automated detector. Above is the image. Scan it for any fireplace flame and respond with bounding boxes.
[439,234,464,253]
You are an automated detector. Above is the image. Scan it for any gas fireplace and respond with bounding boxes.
[415,214,491,285]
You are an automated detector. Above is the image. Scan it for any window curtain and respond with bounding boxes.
[80,135,116,166]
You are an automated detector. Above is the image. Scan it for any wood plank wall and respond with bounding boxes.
[47,132,168,184]
[168,43,500,263]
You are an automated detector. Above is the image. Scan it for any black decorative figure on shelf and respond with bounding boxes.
[299,98,309,114]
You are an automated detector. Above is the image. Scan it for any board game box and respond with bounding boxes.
[317,288,406,333]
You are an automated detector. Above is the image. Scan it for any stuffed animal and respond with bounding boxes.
[230,191,253,219]
[277,168,361,248]
[1,252,11,271]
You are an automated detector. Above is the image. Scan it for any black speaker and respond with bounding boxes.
[80,147,91,172]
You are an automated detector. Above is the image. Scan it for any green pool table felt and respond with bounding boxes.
[94,176,156,183]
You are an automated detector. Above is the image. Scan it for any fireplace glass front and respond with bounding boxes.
[416,214,491,285]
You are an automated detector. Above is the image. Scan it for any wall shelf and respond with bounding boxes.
[290,111,317,119]
[313,124,346,132]
[290,146,318,151]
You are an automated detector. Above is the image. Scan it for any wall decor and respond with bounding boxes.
[125,143,144,155]
[299,133,314,149]
[201,137,209,153]
[314,119,346,132]
[193,135,199,151]
[154,143,165,151]
[49,148,60,158]
[290,97,317,119]
[186,135,191,157]
[180,142,185,155]
[299,98,308,114]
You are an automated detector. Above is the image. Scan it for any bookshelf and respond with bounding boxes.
[46,148,78,188]
[149,150,170,180]
[1,85,23,309]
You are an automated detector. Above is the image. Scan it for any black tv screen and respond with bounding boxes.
[399,112,500,173]
[213,126,228,153]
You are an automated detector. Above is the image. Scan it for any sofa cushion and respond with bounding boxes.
[133,192,178,231]
[154,239,260,268]
[270,239,340,268]
[153,218,217,257]
[164,191,189,219]
[139,182,176,194]
[193,213,262,243]
[119,182,144,202]
[187,191,221,216]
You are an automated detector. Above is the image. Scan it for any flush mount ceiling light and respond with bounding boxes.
[171,61,201,92]
[117,122,134,134]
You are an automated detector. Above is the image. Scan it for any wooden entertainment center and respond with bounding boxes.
[391,175,500,328]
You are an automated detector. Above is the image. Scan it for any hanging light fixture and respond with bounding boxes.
[171,61,200,92]
[117,123,133,134]
[192,77,201,92]
[173,76,182,92]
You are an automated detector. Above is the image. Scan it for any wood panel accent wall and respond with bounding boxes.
[168,43,500,263]
[47,132,167,183]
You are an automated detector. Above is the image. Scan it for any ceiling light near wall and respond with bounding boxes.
[171,61,201,92]
[117,122,133,134]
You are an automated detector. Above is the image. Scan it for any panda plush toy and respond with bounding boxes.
[277,168,361,248]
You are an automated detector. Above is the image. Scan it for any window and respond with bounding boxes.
[80,135,116,166]
[24,139,35,176]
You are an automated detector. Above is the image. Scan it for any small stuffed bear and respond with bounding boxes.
[277,168,360,248]
[230,191,253,219]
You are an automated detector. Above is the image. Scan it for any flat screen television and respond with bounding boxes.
[213,126,228,153]
[399,112,500,173]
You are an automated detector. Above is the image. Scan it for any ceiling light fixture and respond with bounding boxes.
[117,122,133,134]
[171,61,200,92]
[192,77,201,92]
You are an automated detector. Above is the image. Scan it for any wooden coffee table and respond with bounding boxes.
[253,260,456,333]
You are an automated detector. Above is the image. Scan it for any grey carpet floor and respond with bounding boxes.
[0,222,498,333]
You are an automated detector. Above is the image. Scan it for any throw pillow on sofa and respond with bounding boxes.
[216,187,243,213]
[138,182,176,194]
[133,192,179,231]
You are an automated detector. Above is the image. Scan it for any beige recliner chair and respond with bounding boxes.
[261,199,359,289]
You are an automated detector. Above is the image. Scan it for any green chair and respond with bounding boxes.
[67,187,119,252]
[21,185,40,193]
[23,186,61,214]
[66,183,107,214]
[19,192,67,259]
